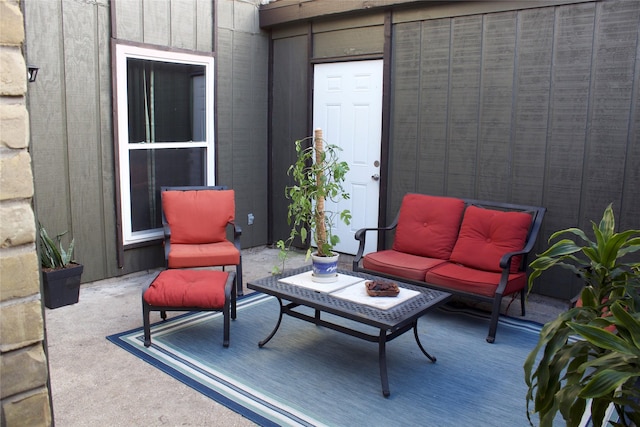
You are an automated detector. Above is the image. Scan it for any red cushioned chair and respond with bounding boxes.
[161,186,243,297]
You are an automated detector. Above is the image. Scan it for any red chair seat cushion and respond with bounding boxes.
[392,194,465,259]
[425,262,526,297]
[363,249,447,281]
[163,189,235,244]
[144,270,229,308]
[449,206,532,273]
[168,241,240,269]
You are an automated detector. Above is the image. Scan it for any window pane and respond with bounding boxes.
[129,148,206,232]
[127,59,206,143]
[117,44,214,245]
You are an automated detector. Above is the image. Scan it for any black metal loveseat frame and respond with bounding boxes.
[352,197,546,343]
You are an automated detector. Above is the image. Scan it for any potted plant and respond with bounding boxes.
[275,128,351,281]
[39,224,84,308]
[524,204,640,427]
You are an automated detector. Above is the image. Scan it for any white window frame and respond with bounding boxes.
[115,44,215,245]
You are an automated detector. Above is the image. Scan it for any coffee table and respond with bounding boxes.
[247,266,451,397]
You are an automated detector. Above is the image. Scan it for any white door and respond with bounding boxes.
[313,60,383,255]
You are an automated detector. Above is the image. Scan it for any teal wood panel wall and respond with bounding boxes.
[26,0,121,283]
[115,0,213,51]
[270,33,310,244]
[25,0,269,282]
[269,15,386,247]
[266,1,640,299]
[511,7,554,208]
[217,28,270,248]
[389,0,640,299]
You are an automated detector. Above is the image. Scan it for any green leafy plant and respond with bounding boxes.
[274,129,351,273]
[524,204,640,427]
[39,224,76,269]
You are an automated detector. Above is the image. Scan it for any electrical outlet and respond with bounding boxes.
[247,213,254,225]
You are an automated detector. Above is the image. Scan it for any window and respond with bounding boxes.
[115,44,215,245]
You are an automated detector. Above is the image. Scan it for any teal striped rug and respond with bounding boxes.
[108,292,553,426]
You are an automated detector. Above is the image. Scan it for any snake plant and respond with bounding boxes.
[39,224,76,269]
[524,204,640,427]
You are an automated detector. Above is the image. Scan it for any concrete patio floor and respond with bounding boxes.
[44,246,570,426]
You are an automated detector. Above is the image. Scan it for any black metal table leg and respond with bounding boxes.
[247,267,452,397]
[378,330,390,397]
[413,321,436,362]
[258,297,284,347]
[143,301,152,347]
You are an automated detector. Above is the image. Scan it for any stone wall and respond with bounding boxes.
[0,0,52,425]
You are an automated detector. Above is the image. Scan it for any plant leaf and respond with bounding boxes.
[580,369,635,399]
[598,204,615,241]
[610,303,640,348]
[567,322,638,355]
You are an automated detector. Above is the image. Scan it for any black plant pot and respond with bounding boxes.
[42,263,84,309]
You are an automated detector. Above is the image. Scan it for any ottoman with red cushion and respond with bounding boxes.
[142,269,236,347]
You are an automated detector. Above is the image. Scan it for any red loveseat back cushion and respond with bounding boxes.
[449,206,532,273]
[392,194,465,259]
[163,189,235,244]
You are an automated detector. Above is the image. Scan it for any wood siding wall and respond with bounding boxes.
[267,0,640,299]
[389,0,640,298]
[216,0,270,250]
[25,0,120,283]
[25,0,270,282]
[271,28,311,243]
[270,15,386,243]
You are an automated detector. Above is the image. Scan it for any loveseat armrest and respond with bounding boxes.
[353,214,399,271]
[498,205,546,271]
[499,248,529,270]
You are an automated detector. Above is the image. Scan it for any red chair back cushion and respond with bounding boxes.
[450,206,532,273]
[163,189,235,244]
[392,194,465,259]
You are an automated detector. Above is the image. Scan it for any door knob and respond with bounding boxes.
[371,174,380,181]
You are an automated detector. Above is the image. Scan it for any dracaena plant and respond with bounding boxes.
[39,224,76,269]
[274,129,351,273]
[524,204,640,427]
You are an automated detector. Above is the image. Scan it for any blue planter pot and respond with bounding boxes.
[311,252,339,283]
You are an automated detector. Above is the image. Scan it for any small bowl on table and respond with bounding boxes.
[365,280,400,297]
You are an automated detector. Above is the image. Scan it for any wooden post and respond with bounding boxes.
[314,128,327,255]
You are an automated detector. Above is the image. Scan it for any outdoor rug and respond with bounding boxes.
[107,292,555,427]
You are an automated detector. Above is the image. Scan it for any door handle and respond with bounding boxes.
[371,174,380,181]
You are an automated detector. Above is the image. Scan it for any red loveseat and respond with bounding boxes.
[352,194,546,343]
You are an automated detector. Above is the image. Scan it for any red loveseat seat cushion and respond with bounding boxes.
[449,206,532,273]
[363,249,447,281]
[425,263,527,297]
[143,269,229,308]
[392,194,466,259]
